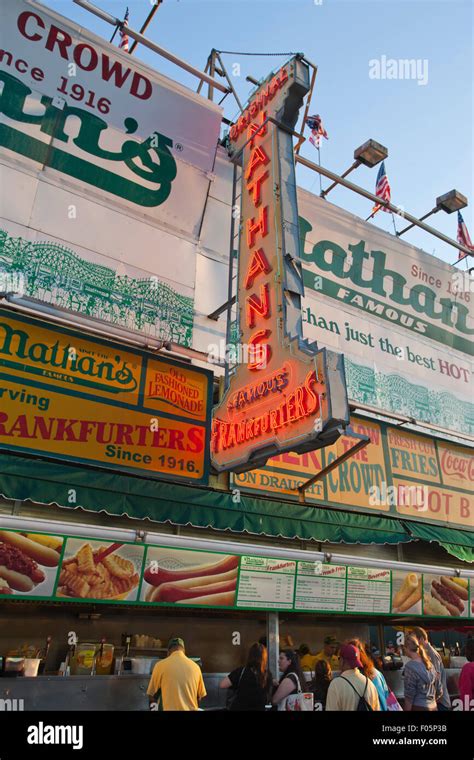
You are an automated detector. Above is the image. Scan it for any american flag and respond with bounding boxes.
[119,7,130,52]
[372,161,391,214]
[306,114,328,149]
[457,210,474,260]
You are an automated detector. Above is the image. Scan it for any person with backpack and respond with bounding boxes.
[220,642,273,710]
[347,637,390,711]
[325,643,380,711]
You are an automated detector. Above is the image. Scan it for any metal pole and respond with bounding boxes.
[295,154,473,257]
[294,63,317,155]
[129,2,161,55]
[197,57,210,95]
[208,49,216,102]
[216,52,244,112]
[109,24,120,43]
[267,612,279,688]
[297,433,370,501]
[396,207,438,237]
[224,163,239,391]
[320,160,360,198]
[73,0,229,93]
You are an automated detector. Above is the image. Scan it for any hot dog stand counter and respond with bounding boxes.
[1,514,472,710]
[0,603,469,711]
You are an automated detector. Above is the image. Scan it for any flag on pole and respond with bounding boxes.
[306,114,328,149]
[119,7,130,52]
[457,211,474,260]
[372,161,391,214]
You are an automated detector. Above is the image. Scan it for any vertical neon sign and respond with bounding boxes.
[211,58,349,473]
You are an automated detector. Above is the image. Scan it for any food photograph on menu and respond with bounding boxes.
[141,547,239,607]
[423,573,469,617]
[57,538,144,602]
[0,530,63,598]
[391,571,422,615]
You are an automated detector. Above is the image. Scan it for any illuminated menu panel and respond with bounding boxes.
[346,567,391,614]
[236,556,296,609]
[294,562,346,612]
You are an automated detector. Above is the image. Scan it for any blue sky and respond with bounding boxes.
[44,0,472,265]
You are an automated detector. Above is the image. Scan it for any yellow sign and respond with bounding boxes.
[325,418,388,511]
[393,478,472,529]
[437,441,474,490]
[0,310,211,484]
[387,427,440,484]
[0,312,142,405]
[232,415,474,530]
[144,358,208,422]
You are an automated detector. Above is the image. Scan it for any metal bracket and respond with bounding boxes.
[207,294,236,321]
[297,427,370,502]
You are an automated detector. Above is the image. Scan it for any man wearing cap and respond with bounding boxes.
[313,636,340,670]
[326,643,380,711]
[147,637,207,711]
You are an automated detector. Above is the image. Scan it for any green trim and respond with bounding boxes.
[406,522,474,551]
[438,544,474,563]
[0,452,411,546]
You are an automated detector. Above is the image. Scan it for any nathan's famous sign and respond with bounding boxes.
[296,192,473,435]
[0,0,222,203]
[0,309,212,484]
[211,58,349,473]
[0,0,222,348]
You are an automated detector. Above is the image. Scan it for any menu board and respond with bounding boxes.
[235,556,296,610]
[294,563,346,612]
[346,567,392,614]
[0,526,472,618]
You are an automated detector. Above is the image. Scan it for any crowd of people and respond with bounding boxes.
[146,630,474,711]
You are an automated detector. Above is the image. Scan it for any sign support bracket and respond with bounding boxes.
[297,428,370,503]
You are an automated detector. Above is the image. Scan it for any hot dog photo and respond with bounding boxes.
[423,573,469,617]
[57,538,145,602]
[391,571,422,614]
[141,548,239,607]
[0,529,63,598]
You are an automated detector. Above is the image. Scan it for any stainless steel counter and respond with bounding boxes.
[0,669,461,711]
[0,673,228,711]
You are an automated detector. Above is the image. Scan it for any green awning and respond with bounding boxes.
[405,521,474,563]
[0,453,472,559]
[0,453,410,545]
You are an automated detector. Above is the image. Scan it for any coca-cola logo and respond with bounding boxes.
[441,450,474,481]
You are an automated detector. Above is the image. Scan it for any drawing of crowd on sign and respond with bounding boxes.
[0,229,194,347]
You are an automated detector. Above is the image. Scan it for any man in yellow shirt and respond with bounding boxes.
[298,644,317,673]
[313,635,340,670]
[147,637,206,711]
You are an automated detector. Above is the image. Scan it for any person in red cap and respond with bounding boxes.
[325,643,380,711]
